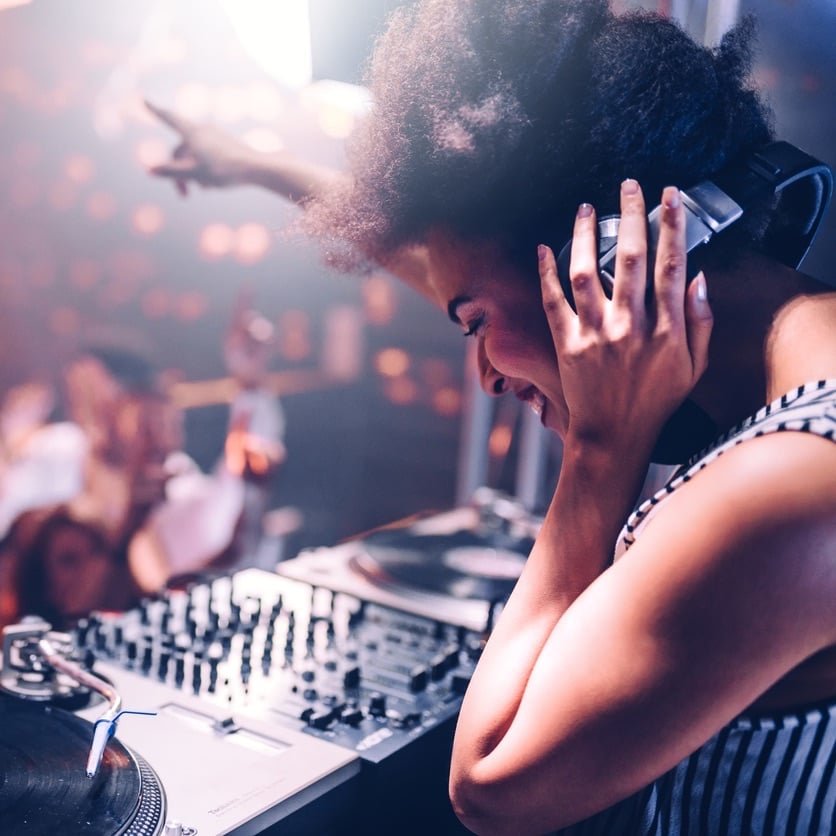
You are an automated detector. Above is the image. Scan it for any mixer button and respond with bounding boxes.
[368,693,387,716]
[339,708,363,726]
[409,666,429,693]
[342,666,361,689]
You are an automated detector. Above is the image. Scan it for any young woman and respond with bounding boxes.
[148,2,836,832]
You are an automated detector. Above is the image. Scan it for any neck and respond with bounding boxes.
[688,251,836,433]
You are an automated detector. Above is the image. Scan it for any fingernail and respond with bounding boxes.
[621,178,639,195]
[537,244,548,262]
[695,271,707,302]
[577,203,593,219]
[663,187,681,209]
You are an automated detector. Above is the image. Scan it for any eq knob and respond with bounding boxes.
[368,692,387,717]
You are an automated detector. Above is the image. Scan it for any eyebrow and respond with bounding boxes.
[447,295,471,325]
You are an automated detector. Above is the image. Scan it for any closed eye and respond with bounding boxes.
[463,315,485,337]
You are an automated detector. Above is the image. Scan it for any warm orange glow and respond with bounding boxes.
[234,223,271,264]
[86,191,117,221]
[432,386,462,417]
[199,223,234,259]
[384,377,419,406]
[362,275,396,325]
[132,204,165,237]
[375,348,410,378]
[488,425,513,458]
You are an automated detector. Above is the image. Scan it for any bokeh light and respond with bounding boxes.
[199,223,234,260]
[234,223,271,264]
[384,376,419,406]
[488,425,513,458]
[131,204,165,237]
[375,348,410,378]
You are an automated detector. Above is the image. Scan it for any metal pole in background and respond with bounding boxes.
[514,406,551,511]
[455,344,495,505]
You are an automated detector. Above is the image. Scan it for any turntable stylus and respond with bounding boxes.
[35,634,154,778]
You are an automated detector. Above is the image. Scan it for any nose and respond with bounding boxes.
[476,340,506,396]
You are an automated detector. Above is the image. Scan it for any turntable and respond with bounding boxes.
[0,694,165,836]
[279,493,539,631]
[0,618,358,835]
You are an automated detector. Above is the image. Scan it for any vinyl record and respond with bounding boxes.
[0,694,164,835]
[352,528,531,601]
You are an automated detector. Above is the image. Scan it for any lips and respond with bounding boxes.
[515,386,546,421]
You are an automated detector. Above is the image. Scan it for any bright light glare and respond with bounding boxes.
[220,0,312,89]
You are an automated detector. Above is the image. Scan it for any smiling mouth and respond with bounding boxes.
[516,387,546,421]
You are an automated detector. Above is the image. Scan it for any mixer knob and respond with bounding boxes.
[191,664,202,695]
[141,643,153,673]
[451,673,471,695]
[339,706,364,726]
[368,693,387,717]
[163,820,183,836]
[174,655,185,686]
[342,666,361,689]
[158,651,171,681]
[303,687,318,701]
[409,666,429,693]
[300,666,316,682]
[430,655,447,681]
[126,640,138,665]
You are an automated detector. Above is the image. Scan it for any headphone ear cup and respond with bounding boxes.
[555,215,621,313]
[555,239,577,313]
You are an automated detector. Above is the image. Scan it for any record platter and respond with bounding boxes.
[279,496,538,631]
[0,695,164,836]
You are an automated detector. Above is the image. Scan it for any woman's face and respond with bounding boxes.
[425,230,568,436]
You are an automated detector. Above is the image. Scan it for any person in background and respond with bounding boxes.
[146,3,836,832]
[0,298,285,629]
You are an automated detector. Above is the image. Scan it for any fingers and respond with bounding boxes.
[568,203,606,327]
[685,271,713,379]
[612,179,647,320]
[653,186,687,333]
[144,99,191,136]
[148,157,198,178]
[538,243,574,341]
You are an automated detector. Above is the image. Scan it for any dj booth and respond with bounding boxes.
[0,493,539,835]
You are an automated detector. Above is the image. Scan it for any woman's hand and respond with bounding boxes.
[145,100,257,195]
[538,181,713,461]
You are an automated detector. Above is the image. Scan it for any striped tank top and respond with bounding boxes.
[561,380,836,836]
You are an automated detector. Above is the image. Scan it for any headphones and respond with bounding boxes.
[556,141,833,311]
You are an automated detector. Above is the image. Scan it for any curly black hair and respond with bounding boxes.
[306,0,773,271]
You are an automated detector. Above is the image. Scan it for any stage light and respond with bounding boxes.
[220,0,312,89]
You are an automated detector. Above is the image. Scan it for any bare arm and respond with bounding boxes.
[145,101,436,300]
[451,431,836,834]
[450,180,720,830]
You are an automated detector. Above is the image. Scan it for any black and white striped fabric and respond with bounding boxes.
[560,380,836,835]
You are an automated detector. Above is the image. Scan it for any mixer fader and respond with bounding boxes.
[78,569,484,764]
